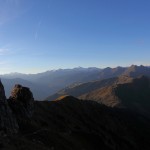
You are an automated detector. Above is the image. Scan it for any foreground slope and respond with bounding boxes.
[5,96,150,150]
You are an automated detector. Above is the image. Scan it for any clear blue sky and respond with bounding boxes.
[0,0,150,73]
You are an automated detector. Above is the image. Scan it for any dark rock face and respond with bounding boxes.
[8,84,34,119]
[0,81,34,136]
[0,80,18,134]
[0,80,7,102]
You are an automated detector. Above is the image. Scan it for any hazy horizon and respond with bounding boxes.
[0,0,150,74]
[0,64,149,75]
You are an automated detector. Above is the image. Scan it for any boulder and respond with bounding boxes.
[8,84,34,119]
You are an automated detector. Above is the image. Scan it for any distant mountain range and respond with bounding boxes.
[0,67,101,99]
[0,65,150,100]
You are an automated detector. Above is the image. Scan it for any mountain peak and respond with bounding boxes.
[123,65,150,77]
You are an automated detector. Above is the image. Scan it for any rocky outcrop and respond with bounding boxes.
[0,80,18,135]
[0,81,34,135]
[8,84,34,119]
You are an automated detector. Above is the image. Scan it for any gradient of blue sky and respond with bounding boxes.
[0,0,150,73]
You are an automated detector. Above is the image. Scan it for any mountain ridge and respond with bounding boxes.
[0,65,150,100]
[47,75,150,117]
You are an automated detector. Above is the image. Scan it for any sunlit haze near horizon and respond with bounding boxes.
[0,0,150,74]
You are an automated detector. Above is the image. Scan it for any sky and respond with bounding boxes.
[0,0,150,74]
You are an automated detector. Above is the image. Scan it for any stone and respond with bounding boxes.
[8,84,34,119]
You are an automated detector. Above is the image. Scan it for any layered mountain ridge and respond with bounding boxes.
[1,65,150,100]
[47,75,150,116]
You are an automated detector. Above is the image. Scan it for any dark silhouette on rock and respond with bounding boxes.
[0,80,18,135]
[8,84,34,119]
